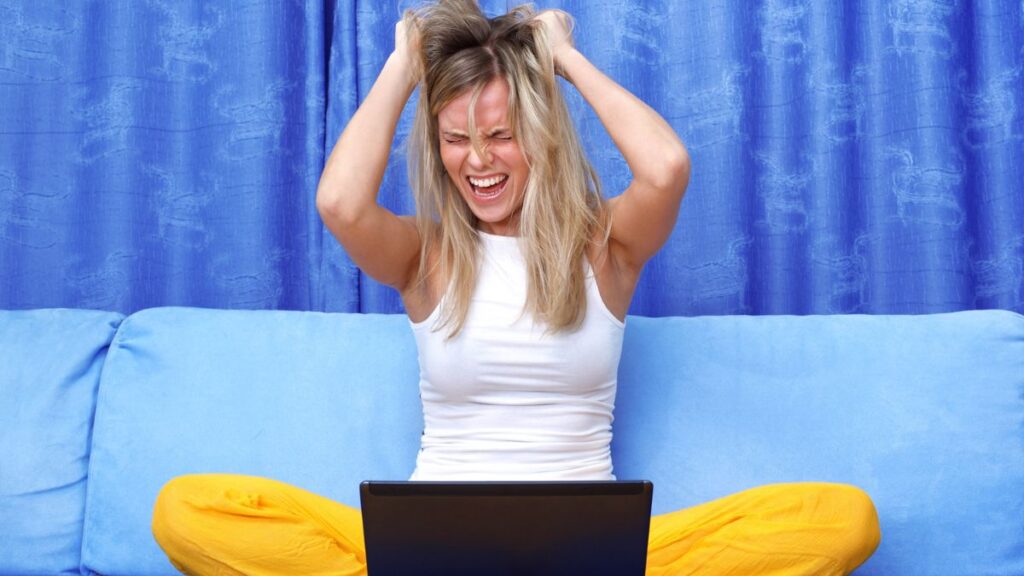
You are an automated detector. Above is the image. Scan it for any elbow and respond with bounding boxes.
[668,141,691,195]
[316,185,361,230]
[646,140,690,198]
[315,185,339,221]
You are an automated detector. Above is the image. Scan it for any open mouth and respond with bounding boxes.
[467,174,509,200]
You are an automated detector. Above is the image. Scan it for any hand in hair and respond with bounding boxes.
[394,19,422,85]
[535,10,575,75]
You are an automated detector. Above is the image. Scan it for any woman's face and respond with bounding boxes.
[437,76,529,237]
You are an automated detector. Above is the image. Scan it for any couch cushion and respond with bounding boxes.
[0,308,123,576]
[613,310,1024,575]
[81,307,422,576]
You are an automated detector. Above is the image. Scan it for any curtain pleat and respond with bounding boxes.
[1,2,328,311]
[0,1,1021,317]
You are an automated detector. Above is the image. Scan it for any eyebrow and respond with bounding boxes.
[440,127,510,137]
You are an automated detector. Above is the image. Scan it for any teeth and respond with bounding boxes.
[469,175,507,188]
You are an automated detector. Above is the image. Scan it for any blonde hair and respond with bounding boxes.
[405,0,607,338]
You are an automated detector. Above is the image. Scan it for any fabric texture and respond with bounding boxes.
[410,231,623,481]
[152,474,366,576]
[645,483,880,576]
[1,1,1022,317]
[151,474,878,576]
[0,309,123,575]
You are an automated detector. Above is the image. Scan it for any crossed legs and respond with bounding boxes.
[152,475,880,576]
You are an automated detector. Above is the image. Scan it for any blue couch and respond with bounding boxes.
[1,307,1022,575]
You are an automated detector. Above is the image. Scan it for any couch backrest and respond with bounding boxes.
[76,308,1024,576]
[0,309,123,576]
[612,311,1024,575]
[81,308,423,576]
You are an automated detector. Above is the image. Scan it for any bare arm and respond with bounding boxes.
[540,12,691,273]
[315,23,421,290]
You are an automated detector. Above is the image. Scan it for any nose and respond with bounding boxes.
[467,141,492,169]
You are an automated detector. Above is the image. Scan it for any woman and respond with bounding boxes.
[152,1,880,574]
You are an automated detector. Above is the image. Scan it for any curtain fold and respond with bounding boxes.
[1,1,1021,316]
[1,1,328,311]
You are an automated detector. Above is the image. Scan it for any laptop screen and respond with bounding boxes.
[360,480,653,576]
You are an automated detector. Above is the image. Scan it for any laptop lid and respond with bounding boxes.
[360,480,653,576]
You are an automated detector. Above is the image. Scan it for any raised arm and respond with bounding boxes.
[315,22,422,291]
[539,11,690,273]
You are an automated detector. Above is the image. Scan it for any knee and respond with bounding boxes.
[151,474,207,555]
[819,483,882,570]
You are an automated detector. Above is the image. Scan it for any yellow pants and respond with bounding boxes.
[152,474,880,576]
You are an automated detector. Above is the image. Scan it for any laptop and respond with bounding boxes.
[360,480,653,576]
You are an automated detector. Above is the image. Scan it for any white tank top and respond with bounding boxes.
[409,231,625,481]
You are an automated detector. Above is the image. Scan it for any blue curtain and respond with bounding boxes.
[0,2,328,311]
[2,1,1022,317]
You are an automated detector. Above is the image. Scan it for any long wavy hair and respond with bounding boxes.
[404,0,607,338]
